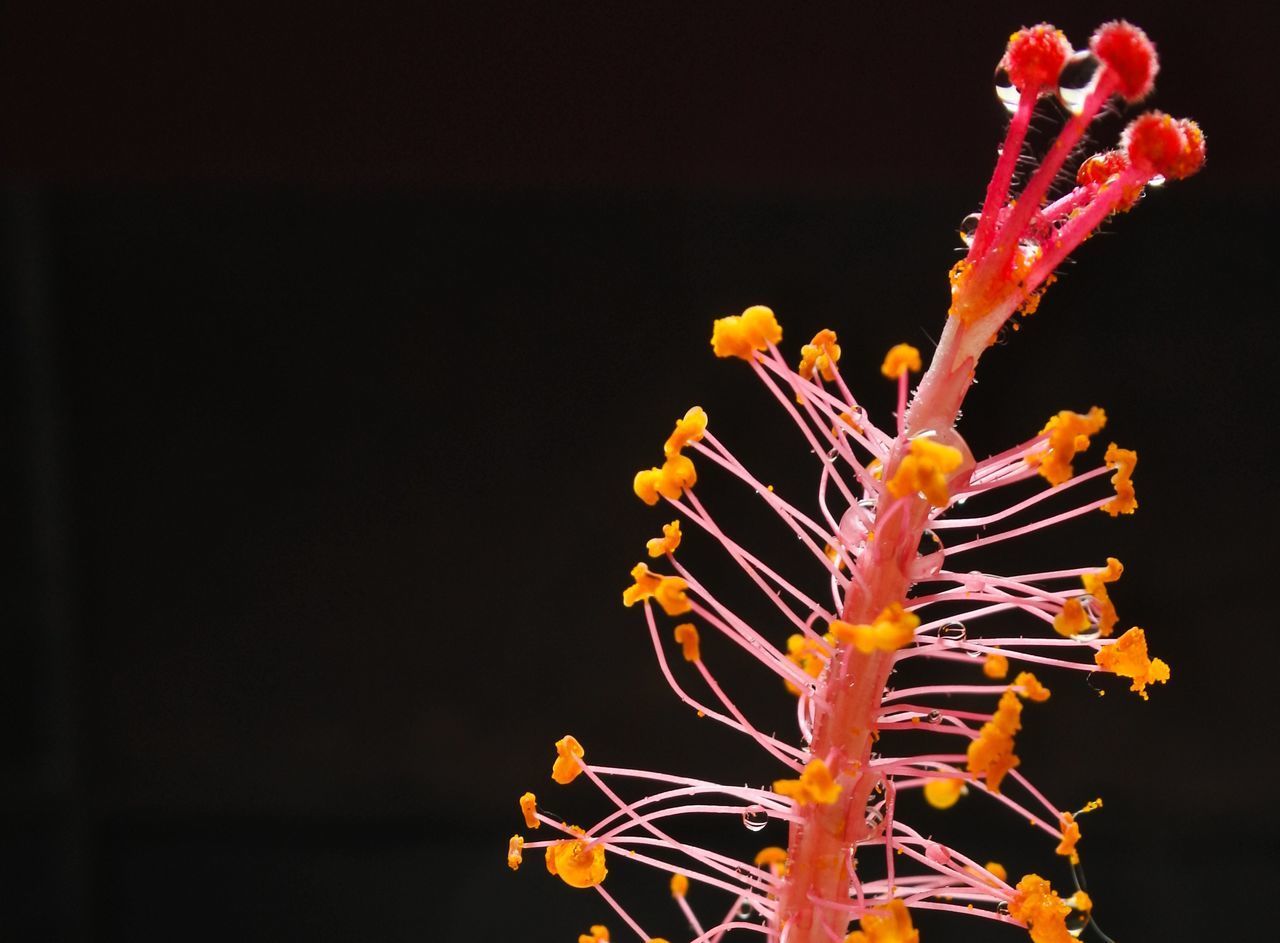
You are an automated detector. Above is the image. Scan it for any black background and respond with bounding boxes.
[2,2,1275,941]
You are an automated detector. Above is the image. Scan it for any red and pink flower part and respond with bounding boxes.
[510,21,1200,943]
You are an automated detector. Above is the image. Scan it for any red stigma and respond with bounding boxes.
[1077,150,1142,211]
[1124,112,1206,180]
[1170,119,1207,180]
[1075,150,1129,187]
[1091,20,1159,101]
[1001,24,1072,92]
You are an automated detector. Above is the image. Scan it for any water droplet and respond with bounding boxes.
[742,806,768,832]
[927,709,942,724]
[993,66,1019,114]
[1057,51,1100,115]
[865,806,885,831]
[912,530,946,580]
[996,901,1011,917]
[1148,174,1166,188]
[736,899,756,919]
[1065,896,1091,937]
[958,212,981,247]
[940,622,967,643]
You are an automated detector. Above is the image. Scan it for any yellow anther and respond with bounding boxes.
[654,576,692,616]
[1009,874,1073,943]
[985,861,1008,883]
[1079,797,1104,814]
[664,406,708,458]
[647,520,683,558]
[507,834,524,870]
[622,562,662,607]
[774,758,842,806]
[887,436,964,506]
[633,455,698,506]
[842,898,919,943]
[823,543,847,571]
[670,873,689,898]
[519,791,540,829]
[633,468,663,506]
[1101,443,1138,515]
[829,603,919,655]
[754,846,788,871]
[711,305,782,360]
[983,652,1010,679]
[659,453,697,499]
[924,777,965,810]
[578,925,610,943]
[799,329,842,381]
[1076,556,1124,637]
[1014,671,1051,702]
[966,688,1023,792]
[552,735,585,785]
[546,828,607,888]
[1028,407,1107,486]
[673,623,701,662]
[1052,598,1091,638]
[1056,811,1082,864]
[1094,627,1170,699]
[880,343,922,380]
[833,410,864,437]
[783,633,831,695]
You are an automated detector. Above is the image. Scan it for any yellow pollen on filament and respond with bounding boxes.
[622,563,691,615]
[842,898,920,943]
[924,777,966,810]
[711,305,782,360]
[774,758,842,806]
[646,520,682,557]
[829,603,920,655]
[887,437,964,506]
[546,827,608,888]
[1028,407,1107,486]
[1094,626,1169,698]
[673,623,701,662]
[1101,443,1138,515]
[519,791,540,829]
[799,328,842,381]
[552,735,585,785]
[880,343,922,379]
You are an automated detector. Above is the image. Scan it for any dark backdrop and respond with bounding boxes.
[2,2,1275,941]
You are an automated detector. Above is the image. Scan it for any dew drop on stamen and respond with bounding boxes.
[742,806,768,832]
[1065,896,1092,937]
[1057,50,1100,115]
[1148,174,1166,188]
[927,709,942,724]
[996,901,1011,917]
[940,622,968,643]
[959,212,981,247]
[993,66,1019,114]
[736,899,756,920]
